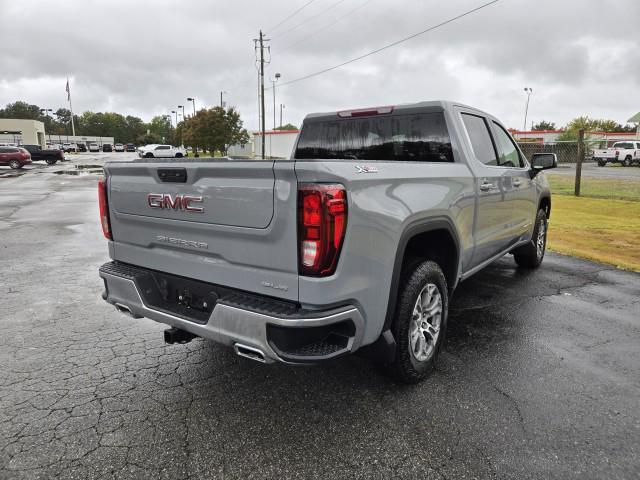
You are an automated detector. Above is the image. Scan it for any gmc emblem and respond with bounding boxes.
[147,193,204,213]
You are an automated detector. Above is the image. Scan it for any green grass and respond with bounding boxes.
[547,174,640,202]
[548,196,640,272]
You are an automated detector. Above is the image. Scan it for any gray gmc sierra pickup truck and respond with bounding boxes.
[98,101,557,383]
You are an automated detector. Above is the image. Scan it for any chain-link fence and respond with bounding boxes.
[517,140,586,164]
[516,138,640,201]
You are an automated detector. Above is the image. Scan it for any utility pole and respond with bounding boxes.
[259,31,266,159]
[254,31,270,159]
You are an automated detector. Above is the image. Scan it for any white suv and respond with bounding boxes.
[137,144,186,158]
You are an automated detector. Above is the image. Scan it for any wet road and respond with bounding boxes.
[1,160,639,479]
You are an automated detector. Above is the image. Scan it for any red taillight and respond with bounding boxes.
[298,184,347,277]
[98,178,112,239]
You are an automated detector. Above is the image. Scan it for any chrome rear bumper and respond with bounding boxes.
[99,262,365,364]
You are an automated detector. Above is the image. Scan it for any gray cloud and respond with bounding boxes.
[1,0,639,131]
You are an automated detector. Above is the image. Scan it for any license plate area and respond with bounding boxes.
[135,270,233,324]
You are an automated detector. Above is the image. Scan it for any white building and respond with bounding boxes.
[253,130,300,159]
[0,119,46,146]
[511,129,639,145]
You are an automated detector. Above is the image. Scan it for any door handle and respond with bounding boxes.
[480,182,495,192]
[513,180,522,187]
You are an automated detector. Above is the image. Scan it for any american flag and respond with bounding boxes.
[65,79,70,101]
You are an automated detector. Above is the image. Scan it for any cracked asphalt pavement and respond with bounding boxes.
[1,156,639,479]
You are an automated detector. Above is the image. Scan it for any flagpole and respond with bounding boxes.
[67,76,76,137]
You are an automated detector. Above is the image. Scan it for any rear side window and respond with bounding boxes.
[461,114,497,166]
[294,112,453,162]
[0,147,18,153]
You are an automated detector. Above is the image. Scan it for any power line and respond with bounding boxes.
[267,0,317,35]
[281,0,374,52]
[272,0,349,40]
[275,0,501,88]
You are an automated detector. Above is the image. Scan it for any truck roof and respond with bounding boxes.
[303,100,489,121]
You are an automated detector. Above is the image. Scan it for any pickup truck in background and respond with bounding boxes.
[592,140,640,167]
[98,101,556,384]
[21,144,64,165]
[137,144,186,158]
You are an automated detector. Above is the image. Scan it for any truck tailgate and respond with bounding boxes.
[104,160,299,301]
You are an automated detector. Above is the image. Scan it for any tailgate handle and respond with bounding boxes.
[157,168,187,183]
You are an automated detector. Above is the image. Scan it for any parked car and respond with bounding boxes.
[103,144,113,152]
[62,143,77,153]
[137,144,185,158]
[592,141,640,167]
[88,143,100,152]
[77,143,87,152]
[0,146,31,169]
[114,143,125,152]
[99,100,557,384]
[125,143,136,152]
[21,144,64,165]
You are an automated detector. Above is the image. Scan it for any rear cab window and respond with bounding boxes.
[294,111,453,162]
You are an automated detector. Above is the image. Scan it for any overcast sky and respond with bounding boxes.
[1,0,638,131]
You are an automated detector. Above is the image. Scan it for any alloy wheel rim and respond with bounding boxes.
[409,283,442,362]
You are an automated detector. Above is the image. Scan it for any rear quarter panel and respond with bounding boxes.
[294,160,475,346]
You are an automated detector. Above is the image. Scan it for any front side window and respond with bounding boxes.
[294,112,453,162]
[155,145,170,150]
[492,122,524,167]
[461,114,497,166]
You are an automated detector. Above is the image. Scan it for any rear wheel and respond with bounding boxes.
[9,160,22,169]
[514,209,547,268]
[623,156,632,167]
[389,260,448,384]
[597,160,606,167]
[45,159,58,165]
[175,153,183,158]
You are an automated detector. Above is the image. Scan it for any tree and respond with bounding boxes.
[136,132,163,145]
[0,101,42,120]
[274,123,298,131]
[558,116,637,140]
[149,115,174,144]
[182,107,249,155]
[531,120,556,131]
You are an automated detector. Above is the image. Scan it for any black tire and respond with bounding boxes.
[389,260,448,384]
[175,153,183,158]
[623,156,631,167]
[597,160,606,167]
[514,209,548,268]
[144,152,154,158]
[9,160,22,170]
[45,159,58,165]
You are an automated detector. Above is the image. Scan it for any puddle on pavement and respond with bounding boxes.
[52,164,104,176]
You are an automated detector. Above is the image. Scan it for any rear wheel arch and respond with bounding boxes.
[383,219,461,332]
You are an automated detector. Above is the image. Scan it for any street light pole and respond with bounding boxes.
[186,98,198,157]
[279,104,285,129]
[220,91,227,109]
[272,73,280,130]
[523,87,533,132]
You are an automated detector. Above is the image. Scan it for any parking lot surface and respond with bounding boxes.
[551,162,640,179]
[1,157,639,479]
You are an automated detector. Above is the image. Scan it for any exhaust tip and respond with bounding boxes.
[234,343,266,363]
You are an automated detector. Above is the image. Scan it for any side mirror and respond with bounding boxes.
[530,153,557,177]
